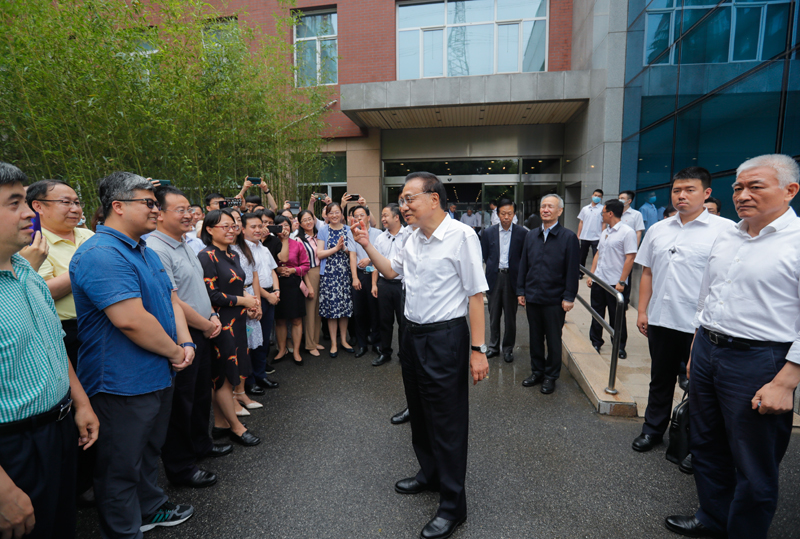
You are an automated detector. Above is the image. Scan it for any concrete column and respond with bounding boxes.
[345,128,382,213]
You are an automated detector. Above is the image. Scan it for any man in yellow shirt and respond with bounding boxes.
[26,180,94,368]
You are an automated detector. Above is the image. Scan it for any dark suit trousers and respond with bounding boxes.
[589,283,629,350]
[487,271,518,355]
[161,328,213,481]
[401,318,469,520]
[579,239,599,268]
[526,302,566,380]
[353,270,380,348]
[642,325,693,437]
[377,277,404,357]
[689,330,793,539]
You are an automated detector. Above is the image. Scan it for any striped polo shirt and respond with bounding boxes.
[0,253,70,423]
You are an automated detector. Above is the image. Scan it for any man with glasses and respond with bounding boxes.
[70,172,197,537]
[352,172,488,539]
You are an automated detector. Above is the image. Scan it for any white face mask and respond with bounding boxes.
[619,198,628,206]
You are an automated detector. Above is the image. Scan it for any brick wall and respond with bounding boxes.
[549,0,573,71]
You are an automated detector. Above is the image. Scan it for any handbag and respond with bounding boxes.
[299,279,309,297]
[665,389,690,465]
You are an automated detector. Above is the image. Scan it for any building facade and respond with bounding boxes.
[222,0,799,228]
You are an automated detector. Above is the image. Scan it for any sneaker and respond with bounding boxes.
[140,501,194,532]
[264,363,276,374]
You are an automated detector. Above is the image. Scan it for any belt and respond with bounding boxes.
[498,268,509,273]
[703,328,791,351]
[379,277,402,283]
[61,319,78,329]
[0,391,72,436]
[406,317,466,334]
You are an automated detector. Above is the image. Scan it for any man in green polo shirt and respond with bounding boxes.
[0,162,98,539]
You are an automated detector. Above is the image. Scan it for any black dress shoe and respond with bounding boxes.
[503,352,513,363]
[522,373,544,387]
[372,354,391,366]
[76,487,96,508]
[355,346,367,358]
[618,349,628,359]
[170,468,217,488]
[664,515,723,538]
[420,515,466,539]
[679,453,694,475]
[206,443,233,458]
[245,385,266,396]
[394,477,432,495]
[294,359,304,366]
[329,350,338,358]
[373,345,382,353]
[541,378,556,394]
[256,377,279,389]
[486,350,499,358]
[230,430,260,446]
[391,408,410,424]
[341,346,355,354]
[593,344,602,353]
[632,433,662,452]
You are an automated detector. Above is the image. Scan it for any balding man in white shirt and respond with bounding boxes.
[631,167,734,454]
[352,172,488,539]
[665,155,800,539]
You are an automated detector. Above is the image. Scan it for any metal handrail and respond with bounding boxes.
[575,265,625,395]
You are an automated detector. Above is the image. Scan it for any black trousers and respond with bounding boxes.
[589,282,630,350]
[525,302,566,380]
[92,387,173,539]
[353,270,380,348]
[401,318,470,520]
[690,330,793,539]
[377,277,405,357]
[642,325,693,437]
[579,239,599,268]
[161,328,213,482]
[62,319,80,370]
[487,271,518,355]
[0,396,76,539]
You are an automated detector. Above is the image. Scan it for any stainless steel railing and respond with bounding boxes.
[575,265,625,395]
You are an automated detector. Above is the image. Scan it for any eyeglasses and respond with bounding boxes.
[211,224,241,232]
[163,208,192,215]
[116,198,161,210]
[35,199,84,209]
[398,191,432,207]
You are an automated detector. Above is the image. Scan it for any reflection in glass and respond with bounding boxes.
[320,40,337,84]
[733,7,760,61]
[497,0,545,20]
[780,59,800,156]
[297,13,337,38]
[447,24,494,76]
[522,20,546,72]
[423,30,444,77]
[398,2,444,29]
[398,30,420,80]
[637,119,674,190]
[447,0,494,24]
[521,158,561,174]
[498,24,519,73]
[646,12,672,65]
[384,159,520,177]
[297,40,317,87]
[679,7,731,64]
[762,3,790,59]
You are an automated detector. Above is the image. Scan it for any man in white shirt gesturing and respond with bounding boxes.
[352,172,488,539]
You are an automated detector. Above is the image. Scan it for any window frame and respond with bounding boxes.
[293,9,339,87]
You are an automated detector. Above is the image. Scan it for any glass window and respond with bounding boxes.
[732,7,760,61]
[397,0,547,79]
[384,159,519,176]
[295,11,338,87]
[520,158,561,174]
[637,119,675,190]
[646,12,673,65]
[680,7,731,64]
[780,59,800,156]
[762,3,791,59]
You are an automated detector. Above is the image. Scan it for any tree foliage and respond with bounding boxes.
[0,0,334,205]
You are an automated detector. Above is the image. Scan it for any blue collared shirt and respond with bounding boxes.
[70,225,176,397]
[542,222,558,242]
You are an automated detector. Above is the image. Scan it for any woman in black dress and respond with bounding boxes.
[199,210,260,446]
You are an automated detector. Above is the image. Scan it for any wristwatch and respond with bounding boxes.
[471,344,488,354]
[618,280,626,286]
[263,189,270,194]
[179,342,196,349]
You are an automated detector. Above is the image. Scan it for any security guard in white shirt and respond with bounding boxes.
[665,155,800,539]
[632,167,733,454]
[352,172,488,539]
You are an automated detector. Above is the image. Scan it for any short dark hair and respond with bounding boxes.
[496,198,515,212]
[704,196,722,212]
[241,212,262,228]
[673,166,712,190]
[0,162,27,187]
[26,179,70,207]
[605,199,624,218]
[593,189,604,196]
[663,205,677,219]
[98,171,152,216]
[244,195,261,205]
[189,204,202,211]
[258,209,276,220]
[154,185,188,210]
[274,215,290,227]
[405,171,446,210]
[349,204,370,217]
[384,203,404,224]
[620,190,635,202]
[204,192,224,207]
[200,209,232,246]
[326,202,343,216]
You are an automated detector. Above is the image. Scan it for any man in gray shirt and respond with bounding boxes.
[147,186,230,489]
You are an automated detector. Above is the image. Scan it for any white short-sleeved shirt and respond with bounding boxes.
[248,239,278,289]
[374,226,410,281]
[390,215,488,324]
[635,210,734,333]
[620,207,645,232]
[694,208,800,364]
[595,222,638,285]
[577,203,604,241]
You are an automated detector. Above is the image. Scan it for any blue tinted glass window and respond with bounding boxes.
[646,12,673,64]
[320,40,337,84]
[709,175,736,221]
[447,24,494,76]
[732,7,761,61]
[781,59,800,156]
[497,24,519,72]
[297,13,337,38]
[398,2,444,29]
[497,0,545,20]
[398,30,421,79]
[637,119,675,190]
[522,20,546,72]
[680,7,731,64]
[297,40,317,87]
[423,29,444,77]
[762,3,791,59]
[640,65,678,128]
[448,0,494,24]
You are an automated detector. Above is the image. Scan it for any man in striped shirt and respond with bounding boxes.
[0,162,98,539]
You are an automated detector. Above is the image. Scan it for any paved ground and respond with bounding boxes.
[76,309,800,538]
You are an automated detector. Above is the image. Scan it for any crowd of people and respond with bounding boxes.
[2,153,800,539]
